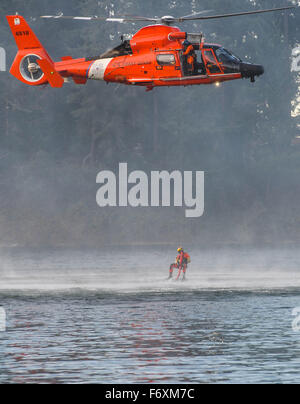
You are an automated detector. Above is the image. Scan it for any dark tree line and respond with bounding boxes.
[0,0,299,247]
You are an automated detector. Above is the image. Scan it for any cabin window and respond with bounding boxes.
[156,54,176,66]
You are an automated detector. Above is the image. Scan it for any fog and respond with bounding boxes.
[0,0,299,249]
[1,247,300,294]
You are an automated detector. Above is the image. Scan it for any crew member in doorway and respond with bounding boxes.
[168,247,191,280]
[183,41,197,75]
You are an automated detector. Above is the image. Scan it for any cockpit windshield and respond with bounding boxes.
[215,48,241,64]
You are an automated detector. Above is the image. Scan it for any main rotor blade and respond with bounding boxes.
[41,15,108,20]
[112,17,158,23]
[40,14,157,23]
[180,10,213,19]
[180,6,295,21]
[118,14,160,21]
[41,6,296,25]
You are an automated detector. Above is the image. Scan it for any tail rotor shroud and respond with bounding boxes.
[20,54,44,82]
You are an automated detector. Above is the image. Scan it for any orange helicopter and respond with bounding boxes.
[6,6,295,91]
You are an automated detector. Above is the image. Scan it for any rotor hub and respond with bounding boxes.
[160,16,176,25]
[28,63,40,74]
[20,54,44,83]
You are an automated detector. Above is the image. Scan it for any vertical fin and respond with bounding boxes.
[6,15,45,51]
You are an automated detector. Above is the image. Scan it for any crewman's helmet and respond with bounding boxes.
[177,247,183,253]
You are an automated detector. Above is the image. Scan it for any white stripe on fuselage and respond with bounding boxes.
[88,58,113,80]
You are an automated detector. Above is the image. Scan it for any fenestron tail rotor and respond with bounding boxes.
[40,6,295,26]
[20,54,44,83]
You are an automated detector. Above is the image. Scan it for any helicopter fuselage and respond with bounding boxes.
[55,24,264,89]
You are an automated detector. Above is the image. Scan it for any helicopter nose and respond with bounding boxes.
[240,62,264,82]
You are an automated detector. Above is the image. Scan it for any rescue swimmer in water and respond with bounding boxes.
[168,247,191,281]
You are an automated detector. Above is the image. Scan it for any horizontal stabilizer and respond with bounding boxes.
[37,59,64,88]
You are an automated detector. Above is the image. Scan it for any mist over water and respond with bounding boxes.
[0,247,300,294]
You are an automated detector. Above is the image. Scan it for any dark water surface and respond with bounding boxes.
[0,247,299,384]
